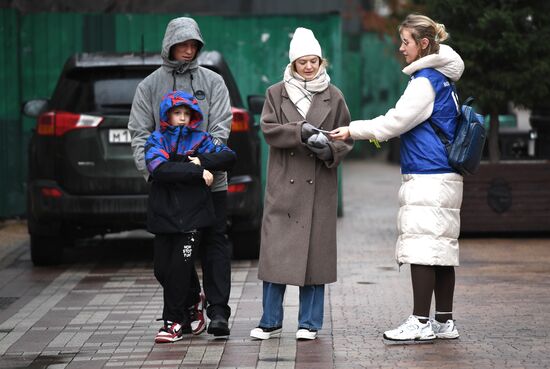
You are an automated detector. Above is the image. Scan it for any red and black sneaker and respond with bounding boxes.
[189,292,206,335]
[155,321,184,343]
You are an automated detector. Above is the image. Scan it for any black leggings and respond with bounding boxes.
[411,264,455,322]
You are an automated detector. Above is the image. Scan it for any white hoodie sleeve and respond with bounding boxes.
[348,77,435,141]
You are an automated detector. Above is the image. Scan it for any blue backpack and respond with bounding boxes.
[429,89,487,176]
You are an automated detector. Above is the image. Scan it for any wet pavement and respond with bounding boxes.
[0,159,549,369]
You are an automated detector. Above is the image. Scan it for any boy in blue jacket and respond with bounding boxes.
[145,90,236,343]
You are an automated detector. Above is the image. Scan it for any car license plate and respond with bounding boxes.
[109,129,132,144]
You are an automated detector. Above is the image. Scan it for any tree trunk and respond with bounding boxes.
[488,109,500,163]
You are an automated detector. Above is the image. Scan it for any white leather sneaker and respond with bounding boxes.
[383,315,436,341]
[431,318,460,339]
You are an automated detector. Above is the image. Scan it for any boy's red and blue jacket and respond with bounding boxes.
[144,90,236,234]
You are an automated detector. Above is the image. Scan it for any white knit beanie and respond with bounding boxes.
[288,27,322,63]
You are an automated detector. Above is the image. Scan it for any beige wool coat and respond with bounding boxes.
[257,82,353,286]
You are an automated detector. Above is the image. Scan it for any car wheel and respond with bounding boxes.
[30,235,65,266]
[230,228,260,259]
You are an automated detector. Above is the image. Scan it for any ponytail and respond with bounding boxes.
[399,14,448,57]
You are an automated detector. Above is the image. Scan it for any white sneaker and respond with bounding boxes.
[431,319,459,339]
[296,328,317,340]
[250,326,282,340]
[383,315,436,341]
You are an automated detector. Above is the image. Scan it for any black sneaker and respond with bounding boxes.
[250,326,283,340]
[207,316,230,337]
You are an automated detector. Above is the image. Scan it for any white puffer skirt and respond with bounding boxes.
[396,172,463,266]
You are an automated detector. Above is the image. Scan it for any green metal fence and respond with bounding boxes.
[0,10,404,217]
[0,9,25,218]
[340,32,407,157]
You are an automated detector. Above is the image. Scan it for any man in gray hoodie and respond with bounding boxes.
[128,17,233,337]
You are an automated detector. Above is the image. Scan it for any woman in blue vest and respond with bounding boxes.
[331,14,464,341]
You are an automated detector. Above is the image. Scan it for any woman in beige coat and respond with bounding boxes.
[250,27,353,341]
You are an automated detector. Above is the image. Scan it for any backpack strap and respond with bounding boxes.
[428,79,461,155]
[428,120,452,154]
[463,96,475,107]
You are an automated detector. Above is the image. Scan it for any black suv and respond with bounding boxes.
[23,51,263,265]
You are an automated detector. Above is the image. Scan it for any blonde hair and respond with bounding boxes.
[399,14,448,58]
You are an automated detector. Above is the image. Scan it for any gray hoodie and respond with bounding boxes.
[128,17,232,192]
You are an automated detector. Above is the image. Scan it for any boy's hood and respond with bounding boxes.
[161,17,204,71]
[159,90,203,131]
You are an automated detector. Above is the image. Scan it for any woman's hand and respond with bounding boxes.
[330,127,351,141]
[189,156,201,166]
[203,169,213,186]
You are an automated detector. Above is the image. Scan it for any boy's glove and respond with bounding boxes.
[301,122,317,142]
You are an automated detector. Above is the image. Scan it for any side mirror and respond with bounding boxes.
[247,95,265,116]
[22,99,49,117]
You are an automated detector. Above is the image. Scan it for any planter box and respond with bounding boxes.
[461,160,550,233]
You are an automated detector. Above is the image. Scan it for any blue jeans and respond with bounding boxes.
[259,281,325,330]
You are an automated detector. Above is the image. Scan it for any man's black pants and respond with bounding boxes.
[199,190,231,320]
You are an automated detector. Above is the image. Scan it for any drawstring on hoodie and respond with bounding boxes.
[171,64,187,90]
[172,70,177,90]
[171,70,205,100]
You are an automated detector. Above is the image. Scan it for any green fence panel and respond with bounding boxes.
[19,12,86,157]
[12,13,86,217]
[360,33,405,119]
[340,32,407,158]
[341,35,361,119]
[83,14,116,52]
[115,13,175,52]
[360,33,407,158]
[0,8,24,217]
[20,13,85,108]
[340,35,363,157]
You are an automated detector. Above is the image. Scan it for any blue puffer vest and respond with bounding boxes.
[400,68,459,174]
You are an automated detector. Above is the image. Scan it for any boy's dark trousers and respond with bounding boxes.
[154,232,201,325]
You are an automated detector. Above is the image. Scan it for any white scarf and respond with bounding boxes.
[283,63,330,118]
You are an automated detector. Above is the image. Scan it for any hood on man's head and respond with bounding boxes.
[161,17,205,62]
[159,90,203,129]
[289,27,322,63]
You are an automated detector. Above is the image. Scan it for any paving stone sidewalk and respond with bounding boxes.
[0,159,549,369]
